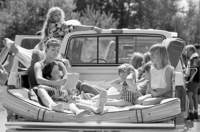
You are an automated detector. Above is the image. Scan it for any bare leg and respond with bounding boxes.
[76,100,98,113]
[37,88,64,112]
[68,103,90,116]
[193,86,199,111]
[188,92,194,112]
[96,91,107,113]
[137,94,152,104]
[105,99,132,107]
[142,97,163,105]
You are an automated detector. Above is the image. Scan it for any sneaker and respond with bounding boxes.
[193,112,199,120]
[186,112,194,121]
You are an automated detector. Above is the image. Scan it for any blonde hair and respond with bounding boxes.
[118,63,135,75]
[41,7,65,39]
[149,44,169,68]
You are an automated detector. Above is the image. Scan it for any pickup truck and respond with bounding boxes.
[3,28,189,131]
[9,28,177,86]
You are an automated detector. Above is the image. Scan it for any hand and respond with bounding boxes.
[61,58,71,68]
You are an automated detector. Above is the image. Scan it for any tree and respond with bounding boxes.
[173,0,200,44]
[79,6,119,28]
[73,0,130,28]
[0,0,75,40]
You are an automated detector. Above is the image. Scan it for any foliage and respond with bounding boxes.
[0,0,75,40]
[79,6,119,28]
[0,0,200,46]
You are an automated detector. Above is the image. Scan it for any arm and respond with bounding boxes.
[152,66,174,97]
[57,61,68,77]
[145,80,151,94]
[184,57,199,82]
[110,77,122,89]
[34,62,66,86]
[126,72,137,92]
[74,25,102,33]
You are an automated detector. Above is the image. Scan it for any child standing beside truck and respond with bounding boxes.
[184,45,200,120]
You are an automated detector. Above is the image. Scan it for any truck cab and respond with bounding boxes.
[60,28,177,81]
[11,28,177,86]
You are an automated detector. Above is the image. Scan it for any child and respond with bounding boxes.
[103,63,141,107]
[41,61,106,114]
[129,52,144,81]
[184,45,200,120]
[137,44,174,105]
[137,62,151,95]
[41,61,90,116]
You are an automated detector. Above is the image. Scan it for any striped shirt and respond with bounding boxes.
[120,81,141,105]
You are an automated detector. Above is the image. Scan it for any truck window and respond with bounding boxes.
[21,38,40,49]
[118,36,163,63]
[66,35,164,65]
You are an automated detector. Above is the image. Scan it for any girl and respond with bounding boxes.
[184,45,200,120]
[137,44,174,105]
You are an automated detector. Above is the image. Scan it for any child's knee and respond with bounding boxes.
[37,88,47,97]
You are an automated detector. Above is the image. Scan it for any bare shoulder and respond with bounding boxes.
[34,60,43,69]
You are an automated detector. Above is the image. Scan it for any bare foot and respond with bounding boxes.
[96,91,107,114]
[76,109,91,117]
[3,38,18,55]
[51,103,64,112]
[3,38,14,49]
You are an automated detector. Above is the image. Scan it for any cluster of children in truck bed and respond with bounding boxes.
[0,6,199,121]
